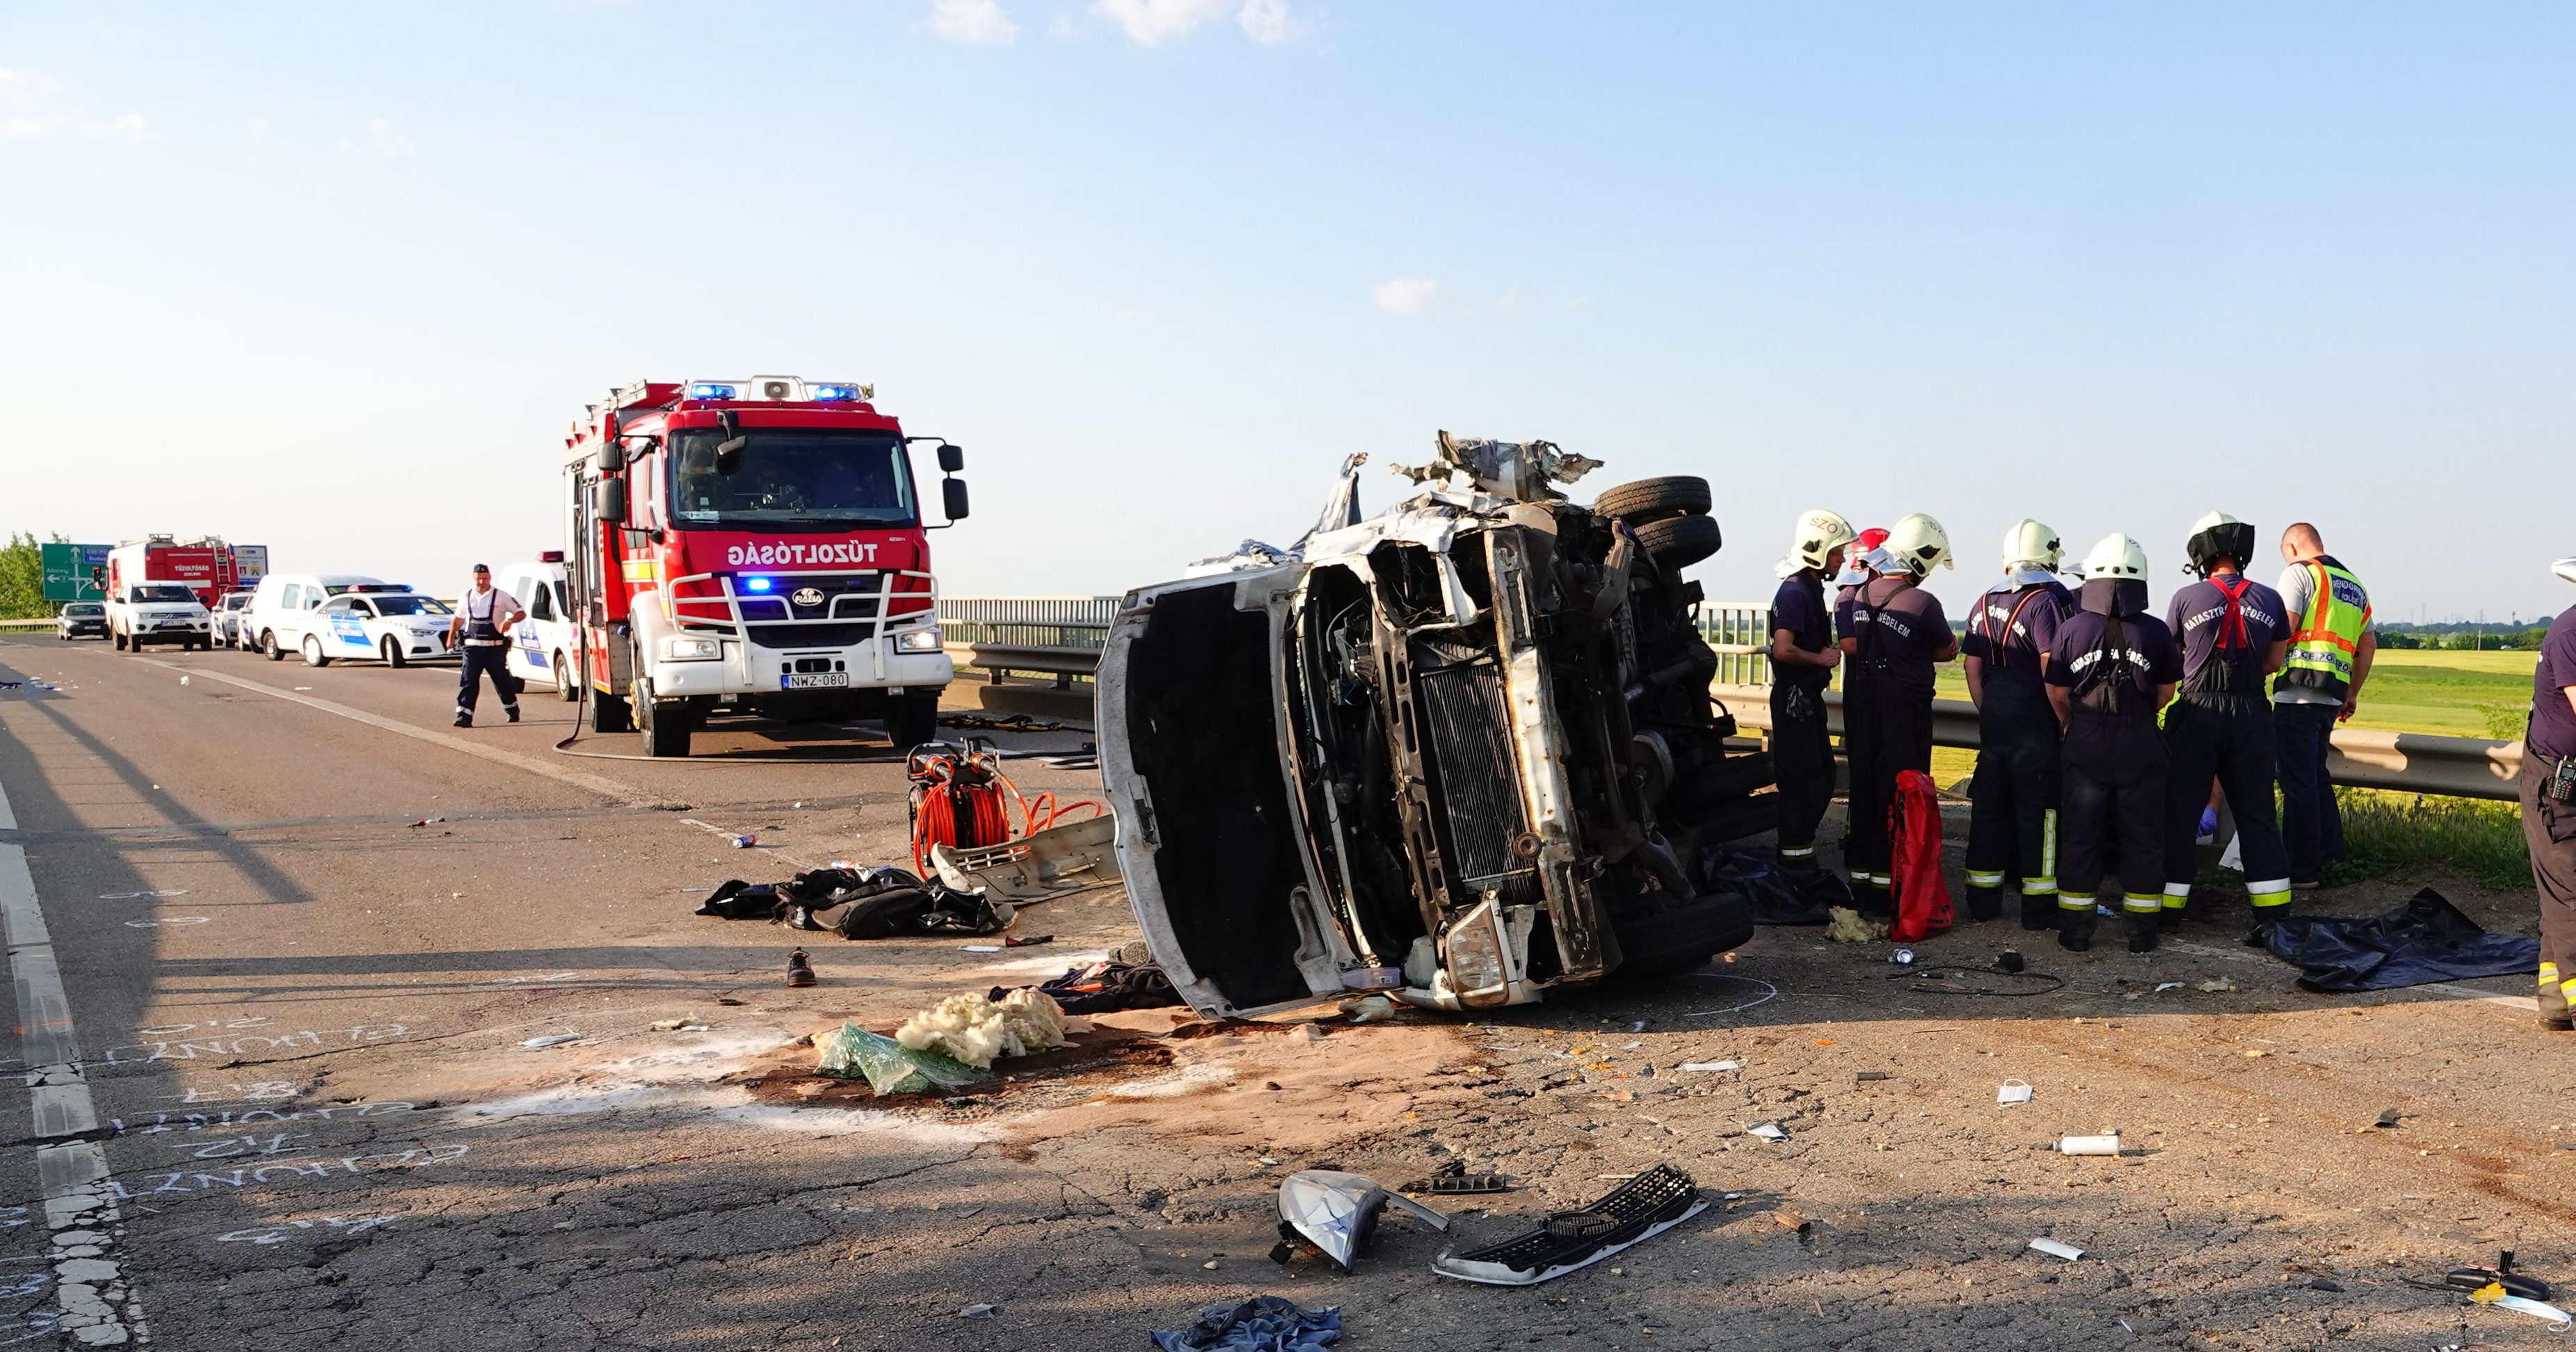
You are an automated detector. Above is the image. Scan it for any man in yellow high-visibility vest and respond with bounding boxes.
[2271,523,2376,892]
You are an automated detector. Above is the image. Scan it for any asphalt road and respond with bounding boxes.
[0,634,2569,1351]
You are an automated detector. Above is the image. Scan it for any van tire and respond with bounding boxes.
[1594,476,1712,525]
[301,634,331,668]
[553,654,579,702]
[262,631,285,661]
[383,637,409,669]
[1608,890,1756,981]
[111,629,127,652]
[1633,513,1722,570]
[886,691,941,751]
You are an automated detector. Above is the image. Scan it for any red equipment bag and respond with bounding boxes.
[1888,768,1953,942]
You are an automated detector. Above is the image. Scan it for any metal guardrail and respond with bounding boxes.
[1699,601,1773,686]
[938,596,1117,686]
[1711,684,2527,803]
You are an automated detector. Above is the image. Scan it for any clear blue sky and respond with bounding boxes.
[3,3,2570,622]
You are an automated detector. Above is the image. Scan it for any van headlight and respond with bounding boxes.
[894,628,943,653]
[659,636,721,661]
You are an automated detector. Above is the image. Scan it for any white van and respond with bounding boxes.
[491,558,578,698]
[242,574,403,662]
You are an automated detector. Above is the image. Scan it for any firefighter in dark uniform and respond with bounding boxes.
[2159,511,2296,929]
[2522,556,2576,1031]
[1768,509,1858,881]
[2043,534,2182,952]
[445,564,527,728]
[1961,519,2072,928]
[1834,513,1957,914]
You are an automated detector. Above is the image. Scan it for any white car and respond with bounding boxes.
[297,592,457,668]
[106,584,214,652]
[244,573,394,661]
[492,558,578,698]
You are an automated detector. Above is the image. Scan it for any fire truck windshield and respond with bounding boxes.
[669,428,915,531]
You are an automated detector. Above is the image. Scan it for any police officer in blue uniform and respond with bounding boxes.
[2160,512,2296,929]
[446,564,527,728]
[1768,509,1857,881]
[1961,520,2073,928]
[2044,534,2182,952]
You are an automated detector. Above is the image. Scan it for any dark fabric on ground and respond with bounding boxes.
[1151,1296,1341,1352]
[694,867,1009,937]
[996,960,1183,1013]
[1690,848,1838,925]
[2255,887,2541,992]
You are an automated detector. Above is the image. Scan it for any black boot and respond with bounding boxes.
[2020,898,2057,931]
[2127,911,2160,953]
[1965,885,2003,923]
[786,949,816,988]
[2058,905,2095,951]
[505,705,521,724]
[2157,908,2182,933]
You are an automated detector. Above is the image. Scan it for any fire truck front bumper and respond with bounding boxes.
[646,636,954,698]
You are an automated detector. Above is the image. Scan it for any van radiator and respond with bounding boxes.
[1408,634,1538,903]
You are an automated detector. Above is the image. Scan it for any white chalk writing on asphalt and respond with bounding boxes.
[215,1216,397,1246]
[93,1023,410,1068]
[110,1103,415,1138]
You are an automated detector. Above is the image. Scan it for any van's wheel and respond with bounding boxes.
[382,636,409,669]
[634,677,692,757]
[1608,890,1756,981]
[111,629,127,651]
[1594,476,1711,525]
[262,631,285,661]
[886,691,942,750]
[553,654,581,702]
[1633,513,1723,570]
[301,634,331,668]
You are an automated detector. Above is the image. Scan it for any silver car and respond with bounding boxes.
[1099,436,1763,1019]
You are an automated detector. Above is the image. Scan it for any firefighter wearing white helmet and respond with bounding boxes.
[2159,511,2295,930]
[2520,556,2576,1031]
[1834,511,1960,912]
[2042,533,2182,951]
[1768,510,1858,887]
[1960,519,2074,928]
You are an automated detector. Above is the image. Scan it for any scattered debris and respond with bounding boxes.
[929,810,1119,901]
[2447,1250,2553,1302]
[1856,1070,1891,1082]
[1402,1174,1514,1196]
[813,1020,990,1095]
[1889,947,1916,966]
[2374,1108,2403,1129]
[1000,959,1183,1014]
[1151,1297,1341,1352]
[1997,1081,2033,1106]
[730,834,758,848]
[1273,1170,1448,1271]
[2259,887,2543,992]
[521,1033,580,1049]
[648,1016,694,1031]
[896,988,1071,1068]
[1746,1123,1788,1142]
[1995,949,2025,974]
[1679,1061,1741,1073]
[1429,1163,1707,1286]
[2058,1134,2120,1157]
[2029,1237,2085,1262]
[2153,981,2184,993]
[959,1303,996,1319]
[1338,995,1397,1024]
[2197,978,2238,993]
[1825,907,1888,943]
[787,949,815,988]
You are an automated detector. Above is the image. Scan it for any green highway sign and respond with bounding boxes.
[41,542,109,604]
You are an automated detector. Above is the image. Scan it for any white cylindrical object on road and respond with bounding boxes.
[2058,1134,2120,1156]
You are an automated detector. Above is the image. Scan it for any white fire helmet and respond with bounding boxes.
[1790,508,1858,572]
[1882,513,1953,577]
[2001,519,2062,572]
[2082,533,2150,580]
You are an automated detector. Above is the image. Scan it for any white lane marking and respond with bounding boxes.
[0,775,147,1344]
[126,657,666,807]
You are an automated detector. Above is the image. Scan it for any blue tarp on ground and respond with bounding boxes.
[2257,887,2540,993]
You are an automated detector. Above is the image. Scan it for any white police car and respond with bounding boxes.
[300,591,457,668]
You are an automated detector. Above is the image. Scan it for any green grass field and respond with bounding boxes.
[1923,647,2540,739]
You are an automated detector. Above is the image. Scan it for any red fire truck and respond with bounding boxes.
[561,376,970,757]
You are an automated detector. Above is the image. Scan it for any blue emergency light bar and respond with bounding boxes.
[687,383,738,400]
[810,383,870,401]
[743,577,774,593]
